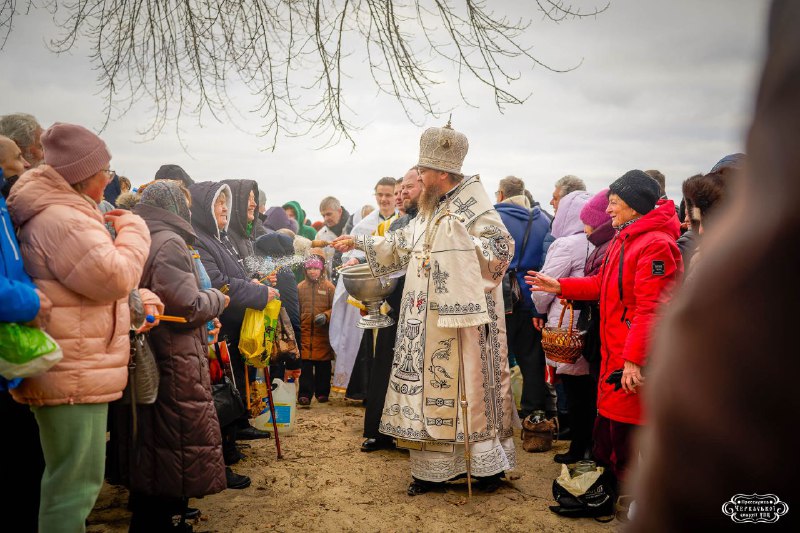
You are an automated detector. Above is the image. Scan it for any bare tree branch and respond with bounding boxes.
[0,0,607,149]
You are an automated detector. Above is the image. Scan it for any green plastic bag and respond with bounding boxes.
[0,323,63,379]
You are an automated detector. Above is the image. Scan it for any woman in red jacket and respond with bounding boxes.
[526,170,683,486]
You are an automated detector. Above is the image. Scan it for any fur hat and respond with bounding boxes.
[115,191,141,211]
[608,170,660,215]
[417,120,469,176]
[41,122,111,185]
[580,188,611,229]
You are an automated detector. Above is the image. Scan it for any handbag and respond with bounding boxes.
[521,412,558,452]
[119,332,159,405]
[212,376,247,427]
[272,308,299,362]
[212,340,246,427]
[503,208,536,314]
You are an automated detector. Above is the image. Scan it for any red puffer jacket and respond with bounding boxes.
[559,200,682,425]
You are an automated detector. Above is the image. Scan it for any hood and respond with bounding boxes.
[494,201,543,224]
[500,194,531,209]
[283,200,307,227]
[551,190,592,239]
[188,181,232,240]
[587,218,615,247]
[222,179,259,239]
[264,206,292,231]
[254,230,294,257]
[7,165,102,227]
[133,202,196,245]
[621,199,681,240]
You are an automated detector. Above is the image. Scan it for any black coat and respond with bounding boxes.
[188,181,270,338]
[221,179,266,272]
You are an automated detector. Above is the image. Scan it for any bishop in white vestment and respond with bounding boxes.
[334,123,518,494]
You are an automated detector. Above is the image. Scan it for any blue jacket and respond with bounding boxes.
[495,202,550,312]
[1,172,39,323]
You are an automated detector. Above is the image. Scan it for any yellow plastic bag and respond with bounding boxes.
[239,299,282,367]
[262,299,281,363]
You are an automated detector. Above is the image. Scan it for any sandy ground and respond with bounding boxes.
[88,394,617,532]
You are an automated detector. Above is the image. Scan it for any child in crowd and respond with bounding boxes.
[297,250,335,406]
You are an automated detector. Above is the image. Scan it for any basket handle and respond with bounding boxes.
[556,301,575,332]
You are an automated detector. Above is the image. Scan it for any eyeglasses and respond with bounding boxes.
[103,169,115,178]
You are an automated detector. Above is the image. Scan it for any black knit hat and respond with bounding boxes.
[608,170,661,215]
[154,164,194,186]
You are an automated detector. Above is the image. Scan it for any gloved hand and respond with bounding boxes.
[314,313,327,326]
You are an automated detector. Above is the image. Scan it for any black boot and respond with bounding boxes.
[225,467,251,489]
[476,472,505,493]
[407,477,439,496]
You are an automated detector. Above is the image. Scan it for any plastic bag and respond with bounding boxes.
[0,323,63,379]
[555,463,604,497]
[239,308,266,361]
[510,364,523,410]
[262,299,281,363]
[239,299,282,367]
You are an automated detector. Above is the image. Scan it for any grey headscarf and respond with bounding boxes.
[139,180,191,222]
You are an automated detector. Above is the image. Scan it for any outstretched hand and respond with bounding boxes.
[331,235,355,252]
[524,271,561,294]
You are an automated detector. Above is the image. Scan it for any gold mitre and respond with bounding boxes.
[417,118,469,177]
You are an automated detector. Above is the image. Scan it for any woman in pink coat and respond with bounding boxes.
[7,123,151,533]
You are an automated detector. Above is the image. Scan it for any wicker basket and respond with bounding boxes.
[541,302,586,364]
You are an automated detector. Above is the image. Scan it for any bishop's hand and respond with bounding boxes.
[332,235,355,252]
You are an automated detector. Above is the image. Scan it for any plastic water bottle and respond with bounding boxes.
[252,376,297,436]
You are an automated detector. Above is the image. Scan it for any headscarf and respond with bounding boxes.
[140,180,191,222]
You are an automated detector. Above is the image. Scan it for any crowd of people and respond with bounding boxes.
[1,5,798,526]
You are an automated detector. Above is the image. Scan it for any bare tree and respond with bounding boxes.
[0,0,607,148]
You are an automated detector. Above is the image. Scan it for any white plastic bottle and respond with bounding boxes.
[253,377,297,436]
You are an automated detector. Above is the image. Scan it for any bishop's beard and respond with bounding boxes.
[419,181,445,217]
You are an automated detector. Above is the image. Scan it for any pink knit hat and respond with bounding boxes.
[304,256,324,270]
[41,122,111,185]
[580,188,612,229]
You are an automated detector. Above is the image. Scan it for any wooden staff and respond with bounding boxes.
[244,373,251,411]
[262,365,283,459]
[457,329,472,498]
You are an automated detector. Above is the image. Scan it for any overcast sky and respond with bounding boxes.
[1,0,769,220]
